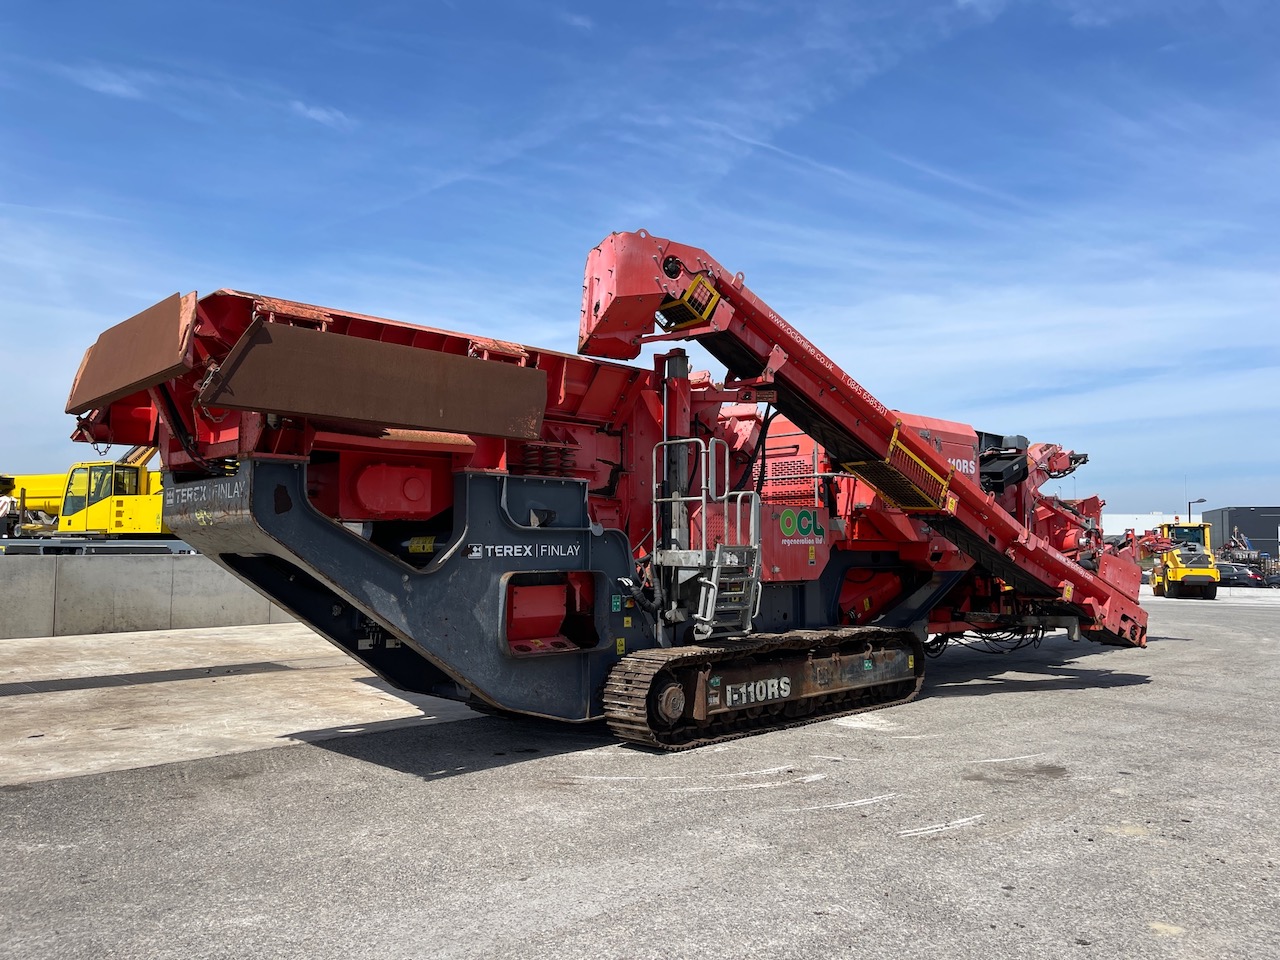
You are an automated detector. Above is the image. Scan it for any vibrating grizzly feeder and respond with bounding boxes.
[66,231,1147,748]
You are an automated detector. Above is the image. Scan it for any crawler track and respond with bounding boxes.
[603,626,924,750]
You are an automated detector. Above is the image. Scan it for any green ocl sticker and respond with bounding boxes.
[611,595,622,612]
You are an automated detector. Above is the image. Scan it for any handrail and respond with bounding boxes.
[652,438,760,557]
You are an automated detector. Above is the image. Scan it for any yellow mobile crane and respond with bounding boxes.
[0,445,180,555]
[0,473,64,529]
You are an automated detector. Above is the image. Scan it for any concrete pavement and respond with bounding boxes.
[1,593,1278,959]
[0,623,473,784]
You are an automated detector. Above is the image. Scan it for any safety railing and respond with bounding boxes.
[652,438,760,560]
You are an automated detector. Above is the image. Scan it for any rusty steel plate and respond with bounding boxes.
[199,320,547,439]
[65,292,197,414]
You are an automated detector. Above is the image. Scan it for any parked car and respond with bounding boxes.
[1216,562,1266,588]
[1265,572,1280,589]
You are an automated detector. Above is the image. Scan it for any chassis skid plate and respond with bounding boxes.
[603,627,924,750]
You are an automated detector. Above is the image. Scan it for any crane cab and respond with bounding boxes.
[57,460,168,537]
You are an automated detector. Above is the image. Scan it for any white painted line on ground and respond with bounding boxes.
[898,814,985,837]
[967,753,1045,764]
[565,765,793,782]
[778,793,898,813]
[673,773,827,793]
[830,715,900,730]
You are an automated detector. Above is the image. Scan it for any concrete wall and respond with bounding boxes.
[3,556,57,640]
[1,555,292,640]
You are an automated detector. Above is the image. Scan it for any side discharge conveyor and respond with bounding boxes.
[579,231,1147,649]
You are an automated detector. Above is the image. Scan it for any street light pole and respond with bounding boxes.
[1188,497,1206,522]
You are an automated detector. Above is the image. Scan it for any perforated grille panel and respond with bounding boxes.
[756,456,816,507]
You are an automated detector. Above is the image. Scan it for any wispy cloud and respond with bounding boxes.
[1047,0,1210,28]
[2,0,1275,512]
[643,39,1280,508]
[295,1,1021,234]
[958,0,1229,30]
[0,211,195,471]
[1051,0,1131,27]
[44,59,355,131]
[52,63,154,99]
[877,149,1040,213]
[954,0,1011,20]
[555,12,593,31]
[0,200,128,223]
[289,100,354,129]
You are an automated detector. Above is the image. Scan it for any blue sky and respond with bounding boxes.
[1,0,1276,514]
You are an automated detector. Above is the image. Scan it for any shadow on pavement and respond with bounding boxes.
[922,635,1152,698]
[288,711,615,782]
[293,632,1164,778]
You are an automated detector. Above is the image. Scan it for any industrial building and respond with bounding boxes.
[1202,506,1280,560]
